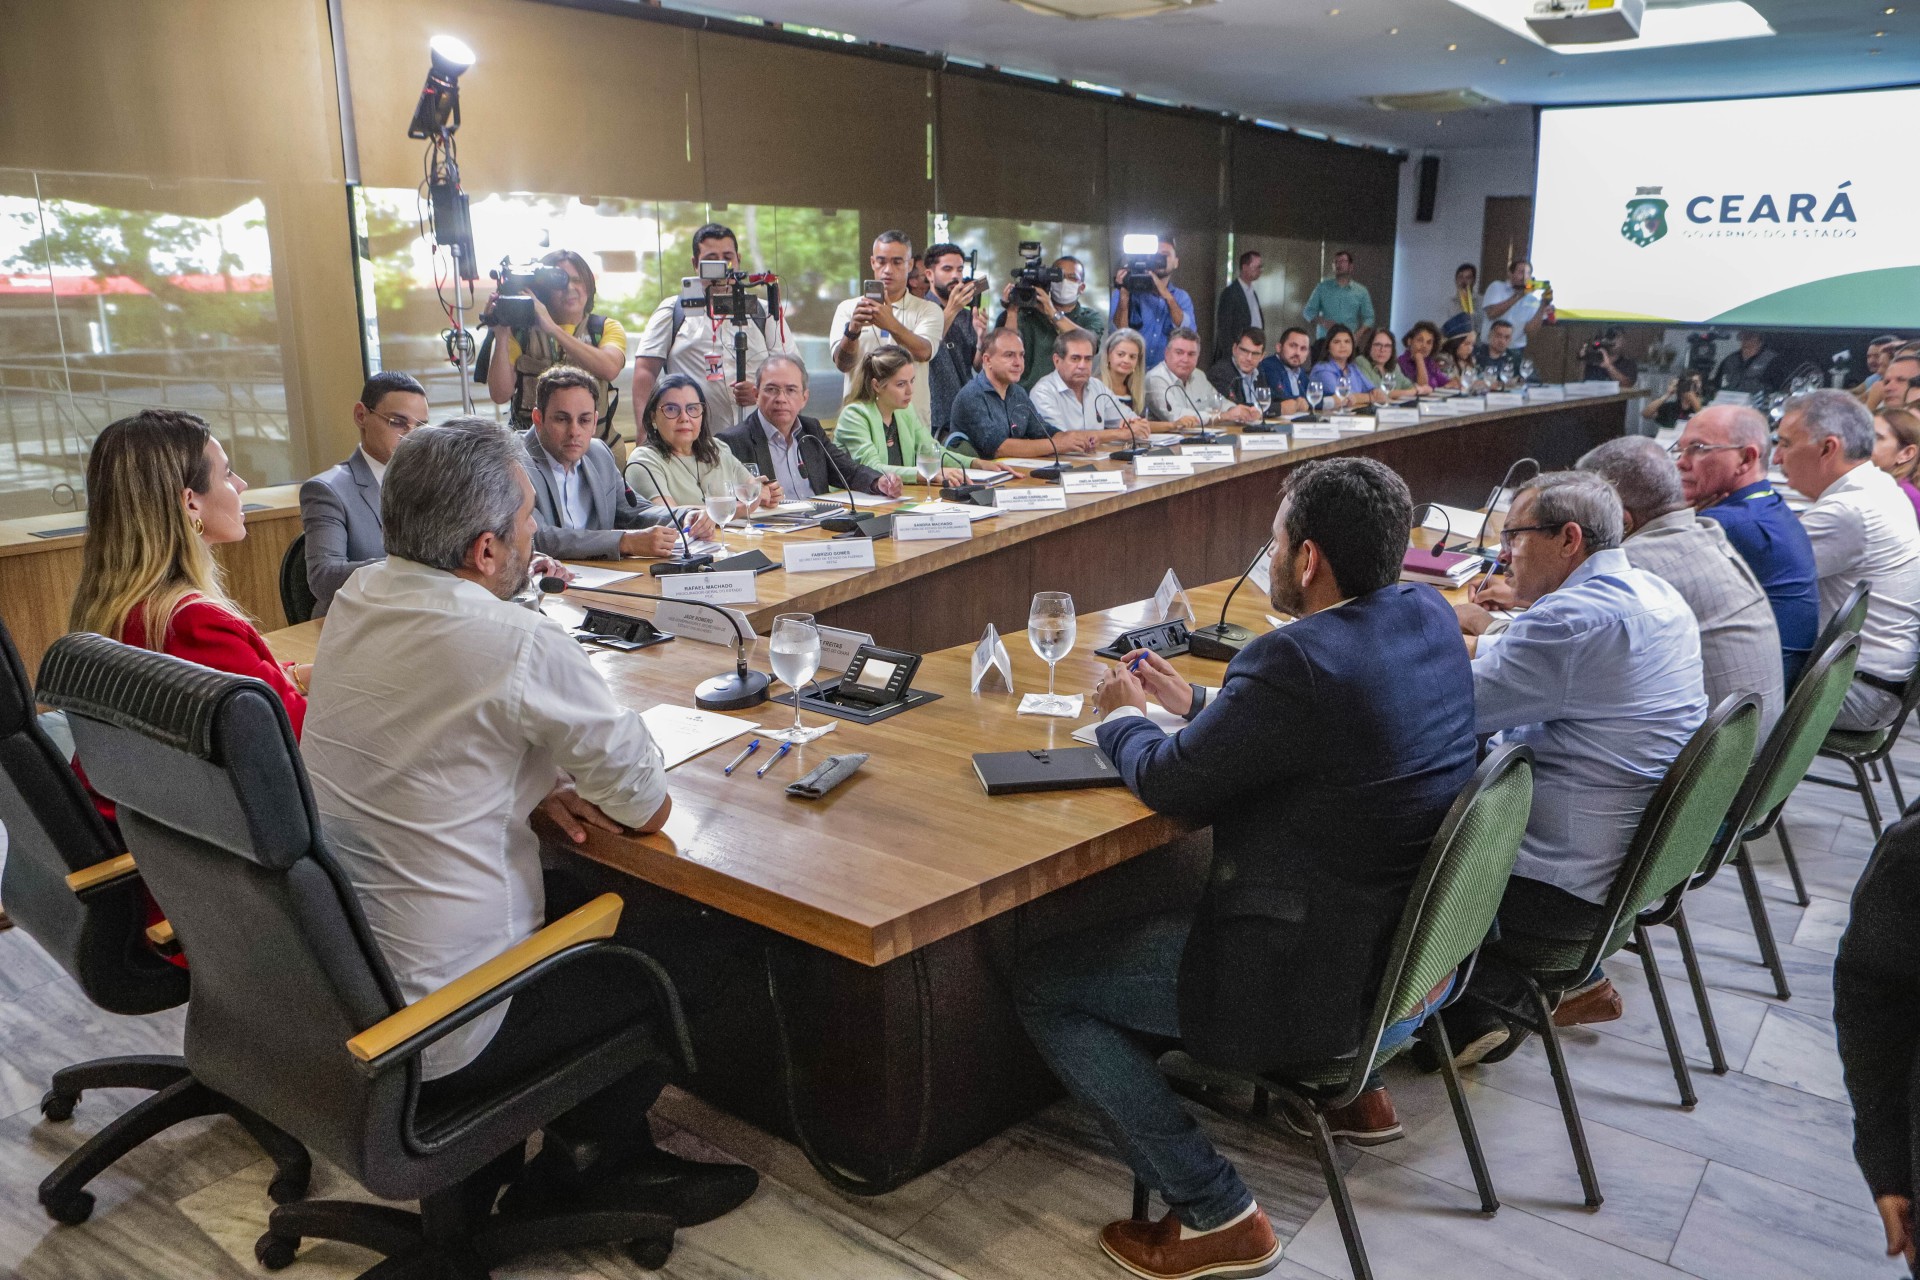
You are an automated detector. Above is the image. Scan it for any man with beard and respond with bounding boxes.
[921,242,989,437]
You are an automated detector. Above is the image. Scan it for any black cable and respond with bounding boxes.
[620,456,697,561]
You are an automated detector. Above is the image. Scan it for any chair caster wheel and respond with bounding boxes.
[267,1169,310,1204]
[40,1090,77,1122]
[42,1189,95,1225]
[626,1237,673,1269]
[255,1231,300,1270]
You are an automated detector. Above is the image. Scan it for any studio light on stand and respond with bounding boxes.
[409,35,481,414]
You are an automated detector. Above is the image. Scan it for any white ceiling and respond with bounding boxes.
[674,0,1918,150]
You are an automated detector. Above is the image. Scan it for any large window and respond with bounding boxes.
[0,172,286,520]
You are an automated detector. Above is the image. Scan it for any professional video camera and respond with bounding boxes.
[1119,233,1167,293]
[1685,330,1727,377]
[1008,241,1063,309]
[677,258,784,384]
[478,258,570,330]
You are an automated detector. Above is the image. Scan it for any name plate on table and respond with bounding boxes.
[660,570,757,605]
[893,510,974,541]
[1133,454,1196,477]
[1485,391,1526,409]
[1375,407,1422,427]
[1329,414,1372,432]
[817,625,873,673]
[1528,383,1566,402]
[1451,396,1488,413]
[1240,432,1292,450]
[1062,471,1129,494]
[783,539,877,573]
[1292,422,1342,440]
[1180,444,1238,463]
[655,600,754,646]
[996,486,1069,511]
[1577,380,1622,397]
[1419,398,1459,416]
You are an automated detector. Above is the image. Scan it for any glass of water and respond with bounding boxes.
[1335,376,1350,411]
[1254,385,1272,419]
[735,462,764,513]
[1305,382,1324,418]
[769,612,821,741]
[704,471,738,531]
[1027,592,1077,714]
[916,445,942,490]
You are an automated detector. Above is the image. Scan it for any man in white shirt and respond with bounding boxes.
[1480,258,1551,351]
[631,221,799,434]
[829,230,944,423]
[1030,327,1151,444]
[1775,390,1920,730]
[1146,329,1261,428]
[302,417,757,1226]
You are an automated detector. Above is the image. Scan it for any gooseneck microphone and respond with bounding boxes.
[1470,456,1540,563]
[1186,538,1274,662]
[1172,383,1230,446]
[937,447,994,505]
[556,581,771,710]
[1409,502,1456,559]
[623,456,715,576]
[1097,387,1166,462]
[798,431,893,538]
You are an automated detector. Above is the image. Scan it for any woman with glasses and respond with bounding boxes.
[1356,327,1419,402]
[625,372,780,517]
[301,371,428,616]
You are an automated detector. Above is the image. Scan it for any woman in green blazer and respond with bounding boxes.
[834,348,1006,486]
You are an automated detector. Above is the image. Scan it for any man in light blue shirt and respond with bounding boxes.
[1442,471,1706,1067]
[1301,250,1376,338]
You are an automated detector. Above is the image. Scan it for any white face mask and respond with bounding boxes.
[1050,280,1081,307]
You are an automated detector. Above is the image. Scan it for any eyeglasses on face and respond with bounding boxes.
[372,411,427,433]
[1666,441,1742,460]
[1496,522,1577,551]
[658,402,706,420]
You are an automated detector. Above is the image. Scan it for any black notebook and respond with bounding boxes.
[972,746,1124,796]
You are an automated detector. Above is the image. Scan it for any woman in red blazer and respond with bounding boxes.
[67,409,310,959]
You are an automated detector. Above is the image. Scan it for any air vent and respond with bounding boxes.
[1004,0,1217,18]
[1367,87,1504,112]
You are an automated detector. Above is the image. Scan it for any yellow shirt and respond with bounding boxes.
[504,315,628,364]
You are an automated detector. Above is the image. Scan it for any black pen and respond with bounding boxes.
[724,738,761,776]
[756,740,793,778]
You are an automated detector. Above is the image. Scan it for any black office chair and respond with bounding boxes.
[0,614,309,1224]
[38,632,687,1277]
[279,532,316,626]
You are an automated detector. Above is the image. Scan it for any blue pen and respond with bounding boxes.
[756,740,793,778]
[1128,654,1148,671]
[723,738,761,775]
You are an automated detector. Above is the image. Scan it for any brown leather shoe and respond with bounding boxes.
[1280,1085,1403,1146]
[1552,978,1624,1027]
[1098,1207,1281,1279]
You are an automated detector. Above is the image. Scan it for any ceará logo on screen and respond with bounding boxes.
[1683,182,1858,225]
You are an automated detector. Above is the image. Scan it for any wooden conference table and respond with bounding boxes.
[266,394,1624,1191]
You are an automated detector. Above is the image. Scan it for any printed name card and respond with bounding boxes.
[1419,398,1457,416]
[1180,444,1238,463]
[654,600,754,646]
[1292,422,1342,440]
[892,510,974,541]
[1329,415,1372,432]
[1239,432,1292,450]
[659,569,757,605]
[816,625,873,673]
[1062,470,1129,494]
[1580,380,1622,396]
[1133,455,1196,477]
[1451,396,1489,413]
[1528,383,1566,401]
[995,486,1069,511]
[1485,391,1526,409]
[1375,407,1422,427]
[782,539,877,573]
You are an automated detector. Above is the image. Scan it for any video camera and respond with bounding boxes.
[478,258,570,330]
[1120,233,1167,293]
[677,258,784,384]
[1685,330,1727,376]
[1008,241,1063,309]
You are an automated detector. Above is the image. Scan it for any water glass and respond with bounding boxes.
[1305,383,1324,416]
[769,612,821,740]
[704,473,738,530]
[1027,592,1077,714]
[916,446,942,488]
[1254,386,1272,418]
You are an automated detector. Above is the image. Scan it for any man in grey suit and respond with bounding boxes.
[522,365,713,560]
[301,371,428,615]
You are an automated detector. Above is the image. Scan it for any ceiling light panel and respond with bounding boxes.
[1444,0,1774,53]
[1004,0,1217,18]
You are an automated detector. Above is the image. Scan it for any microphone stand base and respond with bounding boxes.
[1034,463,1096,483]
[1184,430,1232,446]
[1186,622,1256,662]
[941,484,995,506]
[824,513,894,539]
[695,668,772,712]
[648,555,716,577]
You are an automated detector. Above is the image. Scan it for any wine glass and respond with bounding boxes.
[704,472,738,532]
[1304,381,1324,419]
[1335,375,1350,412]
[769,612,822,742]
[735,462,764,514]
[915,445,942,491]
[1519,357,1536,385]
[1027,592,1077,715]
[1254,385,1273,419]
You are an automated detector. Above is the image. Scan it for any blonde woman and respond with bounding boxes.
[834,347,974,484]
[1872,407,1920,524]
[68,410,309,859]
[1098,328,1149,418]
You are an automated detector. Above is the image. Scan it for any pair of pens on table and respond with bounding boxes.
[723,738,793,778]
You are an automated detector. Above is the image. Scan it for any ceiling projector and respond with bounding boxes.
[1526,0,1645,44]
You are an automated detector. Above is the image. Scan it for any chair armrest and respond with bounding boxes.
[346,893,624,1070]
[65,852,138,896]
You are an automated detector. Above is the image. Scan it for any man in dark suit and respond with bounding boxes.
[1211,250,1264,362]
[300,371,427,615]
[1017,457,1478,1280]
[1205,326,1268,409]
[716,353,900,500]
[520,365,708,561]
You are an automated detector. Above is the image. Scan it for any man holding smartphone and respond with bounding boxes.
[1481,258,1553,352]
[831,230,944,424]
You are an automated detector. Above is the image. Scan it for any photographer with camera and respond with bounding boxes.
[1481,258,1552,352]
[1581,326,1638,390]
[996,251,1106,392]
[831,230,944,424]
[1643,371,1706,430]
[482,250,626,432]
[1109,235,1192,370]
[632,222,797,438]
[922,242,989,437]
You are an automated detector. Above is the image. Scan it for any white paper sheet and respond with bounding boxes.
[639,705,757,769]
[561,562,642,589]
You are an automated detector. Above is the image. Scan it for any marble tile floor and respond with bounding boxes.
[0,737,1913,1280]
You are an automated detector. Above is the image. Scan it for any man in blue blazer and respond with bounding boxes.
[1017,457,1478,1280]
[519,366,710,560]
[300,372,428,616]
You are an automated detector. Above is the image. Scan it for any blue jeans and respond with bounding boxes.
[1015,911,1434,1231]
